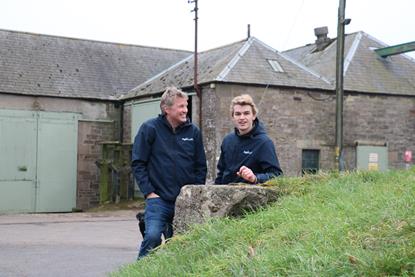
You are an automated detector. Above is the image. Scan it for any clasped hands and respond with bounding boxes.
[237,166,257,184]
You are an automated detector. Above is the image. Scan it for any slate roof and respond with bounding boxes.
[283,31,415,96]
[4,29,413,101]
[122,37,332,99]
[0,29,191,100]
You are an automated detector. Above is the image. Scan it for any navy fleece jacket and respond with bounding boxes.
[132,115,207,202]
[215,118,283,184]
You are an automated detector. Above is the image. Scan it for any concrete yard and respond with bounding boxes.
[0,210,141,277]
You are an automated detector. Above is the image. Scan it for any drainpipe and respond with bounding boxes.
[119,100,124,143]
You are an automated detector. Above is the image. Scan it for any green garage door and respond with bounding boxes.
[0,110,37,213]
[0,110,78,213]
[130,100,161,197]
[36,112,79,212]
[131,99,161,142]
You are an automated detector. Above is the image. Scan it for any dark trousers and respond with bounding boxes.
[137,197,175,259]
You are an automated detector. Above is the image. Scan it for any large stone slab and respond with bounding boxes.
[173,184,279,233]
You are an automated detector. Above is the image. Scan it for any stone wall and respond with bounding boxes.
[200,83,415,178]
[77,121,116,209]
[76,102,120,210]
[122,103,132,143]
[122,84,414,181]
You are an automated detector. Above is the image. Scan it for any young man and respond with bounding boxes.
[215,94,283,184]
[132,87,207,259]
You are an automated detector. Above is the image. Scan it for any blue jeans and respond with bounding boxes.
[137,197,175,259]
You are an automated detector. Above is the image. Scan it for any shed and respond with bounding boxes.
[0,29,190,212]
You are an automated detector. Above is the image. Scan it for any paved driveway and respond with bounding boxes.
[0,211,141,277]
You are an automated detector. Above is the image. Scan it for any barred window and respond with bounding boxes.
[302,149,320,175]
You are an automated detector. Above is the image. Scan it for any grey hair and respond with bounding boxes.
[160,87,188,114]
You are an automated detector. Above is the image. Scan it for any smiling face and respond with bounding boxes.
[165,96,188,128]
[232,104,256,135]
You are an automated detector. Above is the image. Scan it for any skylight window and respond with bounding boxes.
[267,59,284,72]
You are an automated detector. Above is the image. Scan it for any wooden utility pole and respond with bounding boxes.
[335,0,349,171]
[189,0,202,128]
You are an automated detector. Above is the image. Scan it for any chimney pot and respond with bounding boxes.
[314,26,329,37]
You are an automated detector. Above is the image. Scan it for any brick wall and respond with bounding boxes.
[123,104,132,143]
[201,83,415,179]
[343,93,415,169]
[77,121,117,210]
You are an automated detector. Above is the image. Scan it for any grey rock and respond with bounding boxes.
[173,184,279,233]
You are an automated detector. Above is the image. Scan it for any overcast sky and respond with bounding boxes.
[1,0,414,58]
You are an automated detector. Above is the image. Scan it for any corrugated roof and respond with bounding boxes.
[0,29,191,100]
[123,37,332,99]
[283,31,415,96]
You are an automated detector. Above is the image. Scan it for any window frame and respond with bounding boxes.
[301,149,320,175]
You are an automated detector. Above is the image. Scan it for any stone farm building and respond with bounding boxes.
[1,28,414,212]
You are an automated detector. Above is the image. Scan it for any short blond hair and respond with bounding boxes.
[160,87,188,114]
[230,94,258,116]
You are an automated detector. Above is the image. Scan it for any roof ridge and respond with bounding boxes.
[252,38,332,85]
[361,31,415,63]
[0,28,191,53]
[215,37,255,81]
[343,32,363,75]
[277,50,332,85]
[200,38,248,54]
[122,54,194,98]
[359,31,389,48]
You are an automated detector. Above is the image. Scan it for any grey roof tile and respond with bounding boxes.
[224,39,331,88]
[0,29,191,100]
[122,40,244,98]
[283,31,415,96]
[123,37,332,99]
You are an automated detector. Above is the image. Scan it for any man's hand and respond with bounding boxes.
[237,166,257,183]
[146,192,160,199]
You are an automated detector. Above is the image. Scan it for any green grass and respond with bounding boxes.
[113,168,415,277]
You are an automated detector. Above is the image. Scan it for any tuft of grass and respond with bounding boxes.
[112,168,415,276]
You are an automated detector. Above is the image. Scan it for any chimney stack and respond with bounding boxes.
[314,26,331,51]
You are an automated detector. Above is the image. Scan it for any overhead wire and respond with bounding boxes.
[282,0,305,51]
[258,0,306,111]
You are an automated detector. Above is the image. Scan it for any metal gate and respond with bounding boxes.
[0,109,79,213]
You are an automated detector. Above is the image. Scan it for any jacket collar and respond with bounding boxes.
[159,114,191,132]
[234,118,261,138]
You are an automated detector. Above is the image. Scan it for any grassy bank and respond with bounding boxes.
[113,168,415,276]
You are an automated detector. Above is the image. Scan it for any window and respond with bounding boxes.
[267,59,284,73]
[302,149,320,175]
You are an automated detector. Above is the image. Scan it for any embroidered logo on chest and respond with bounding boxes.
[243,150,253,155]
[181,137,194,141]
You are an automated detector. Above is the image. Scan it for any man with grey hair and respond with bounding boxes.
[132,86,207,259]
